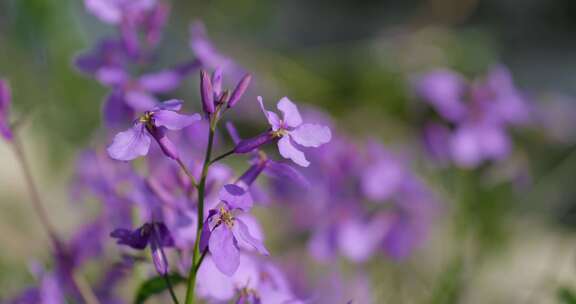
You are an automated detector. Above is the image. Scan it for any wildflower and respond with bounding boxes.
[201,184,269,276]
[0,79,12,140]
[110,222,174,275]
[235,97,331,167]
[107,99,200,161]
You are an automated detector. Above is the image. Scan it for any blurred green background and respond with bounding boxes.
[1,0,576,302]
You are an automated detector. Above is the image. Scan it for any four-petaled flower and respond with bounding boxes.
[200,184,269,276]
[235,97,331,167]
[107,99,200,161]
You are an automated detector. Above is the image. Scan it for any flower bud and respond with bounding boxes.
[150,236,168,275]
[237,161,267,188]
[200,70,214,114]
[212,68,223,97]
[227,74,252,108]
[233,131,274,154]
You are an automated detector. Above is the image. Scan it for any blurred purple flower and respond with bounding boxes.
[110,222,174,275]
[107,99,200,161]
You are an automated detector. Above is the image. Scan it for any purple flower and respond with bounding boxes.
[107,99,200,161]
[74,38,128,76]
[0,79,13,140]
[414,69,466,122]
[236,97,331,167]
[201,184,269,276]
[110,222,174,275]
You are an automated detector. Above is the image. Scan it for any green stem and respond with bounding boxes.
[184,118,216,304]
[164,273,180,304]
[209,149,234,165]
[175,158,198,189]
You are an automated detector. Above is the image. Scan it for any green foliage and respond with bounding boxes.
[134,273,185,304]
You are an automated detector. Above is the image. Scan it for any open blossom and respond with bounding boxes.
[111,222,174,275]
[235,97,331,167]
[107,99,200,161]
[201,184,269,276]
[0,79,12,140]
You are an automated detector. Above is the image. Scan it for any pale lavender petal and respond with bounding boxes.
[107,123,151,161]
[277,97,303,128]
[196,256,236,301]
[477,123,510,160]
[232,219,269,255]
[95,67,129,86]
[361,159,404,201]
[153,110,201,130]
[278,136,309,167]
[450,125,482,168]
[219,184,253,211]
[289,123,331,147]
[138,70,181,93]
[414,69,466,121]
[258,96,282,130]
[125,91,158,111]
[84,0,122,24]
[209,225,240,276]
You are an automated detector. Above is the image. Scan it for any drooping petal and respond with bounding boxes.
[289,123,331,147]
[107,123,151,161]
[277,136,309,167]
[232,219,269,255]
[258,96,282,130]
[209,225,240,276]
[219,184,253,211]
[264,161,309,188]
[277,97,303,128]
[138,70,181,93]
[153,110,201,130]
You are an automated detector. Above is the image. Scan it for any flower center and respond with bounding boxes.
[271,128,288,138]
[218,206,235,228]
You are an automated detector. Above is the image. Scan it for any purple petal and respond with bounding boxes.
[264,161,310,188]
[361,159,404,201]
[476,123,510,160]
[258,96,282,130]
[0,79,12,140]
[84,0,122,24]
[225,122,241,144]
[414,69,466,121]
[102,90,133,128]
[209,225,240,276]
[95,67,129,86]
[232,219,269,255]
[227,73,252,108]
[155,99,183,111]
[200,70,215,114]
[277,97,303,128]
[289,123,331,147]
[219,184,253,210]
[277,136,309,167]
[450,125,482,168]
[337,218,387,263]
[138,70,181,93]
[107,123,151,161]
[110,227,150,250]
[153,110,201,130]
[125,91,158,111]
[196,256,236,301]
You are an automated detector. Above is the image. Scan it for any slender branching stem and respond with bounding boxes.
[164,273,180,304]
[209,149,234,165]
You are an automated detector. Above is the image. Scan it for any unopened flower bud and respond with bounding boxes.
[234,131,275,154]
[200,70,214,114]
[228,74,252,108]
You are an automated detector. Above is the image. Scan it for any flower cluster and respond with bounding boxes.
[3,2,450,303]
[414,66,531,168]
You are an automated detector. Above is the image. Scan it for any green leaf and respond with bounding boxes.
[134,273,186,304]
[558,287,576,304]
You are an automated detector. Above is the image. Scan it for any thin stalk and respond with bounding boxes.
[175,158,198,189]
[209,149,234,165]
[184,118,216,304]
[164,273,180,304]
[11,134,100,304]
[11,136,59,244]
